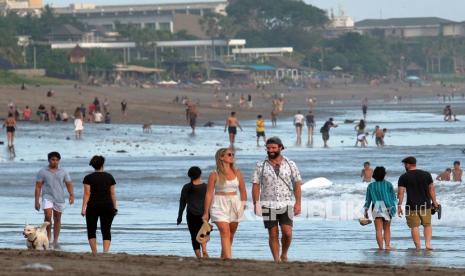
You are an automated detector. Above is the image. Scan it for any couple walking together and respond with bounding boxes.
[363,156,440,251]
[179,137,302,262]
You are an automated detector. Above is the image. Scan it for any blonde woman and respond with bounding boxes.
[203,148,247,260]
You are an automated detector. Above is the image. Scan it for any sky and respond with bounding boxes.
[45,0,465,22]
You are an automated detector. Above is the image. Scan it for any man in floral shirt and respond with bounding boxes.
[252,137,302,263]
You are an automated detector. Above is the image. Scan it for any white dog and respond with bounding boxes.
[23,222,50,250]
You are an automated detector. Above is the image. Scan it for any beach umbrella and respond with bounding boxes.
[158,80,177,85]
[406,75,420,81]
[202,80,221,85]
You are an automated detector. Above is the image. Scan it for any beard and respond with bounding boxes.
[267,150,281,160]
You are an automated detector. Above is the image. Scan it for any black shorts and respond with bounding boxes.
[262,206,294,229]
[322,132,329,141]
[295,123,303,128]
[256,131,265,137]
[375,137,382,145]
[228,126,237,135]
[6,126,15,133]
[189,117,196,128]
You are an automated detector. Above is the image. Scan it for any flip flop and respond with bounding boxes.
[359,218,372,226]
[431,204,442,220]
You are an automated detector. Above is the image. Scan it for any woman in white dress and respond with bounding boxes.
[74,108,84,140]
[203,148,247,260]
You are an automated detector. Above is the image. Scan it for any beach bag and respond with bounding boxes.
[196,221,213,244]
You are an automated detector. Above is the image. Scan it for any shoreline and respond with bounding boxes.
[1,83,458,126]
[2,249,465,275]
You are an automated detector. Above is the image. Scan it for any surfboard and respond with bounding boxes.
[301,177,332,191]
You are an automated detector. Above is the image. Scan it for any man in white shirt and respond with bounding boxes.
[93,111,103,123]
[252,137,302,263]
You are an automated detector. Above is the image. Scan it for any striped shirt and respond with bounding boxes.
[364,180,397,217]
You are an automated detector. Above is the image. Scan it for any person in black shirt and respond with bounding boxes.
[397,156,439,250]
[320,118,338,148]
[81,155,117,255]
[177,166,208,258]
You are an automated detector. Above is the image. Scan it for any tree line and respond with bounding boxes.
[1,0,465,79]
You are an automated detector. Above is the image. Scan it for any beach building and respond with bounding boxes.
[53,1,227,37]
[231,47,302,81]
[324,8,357,38]
[355,17,455,38]
[0,0,42,11]
[154,39,246,63]
[442,21,465,37]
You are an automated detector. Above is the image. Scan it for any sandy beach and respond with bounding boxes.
[0,82,454,125]
[2,249,465,276]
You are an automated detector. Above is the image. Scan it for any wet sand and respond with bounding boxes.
[0,82,454,126]
[2,249,465,276]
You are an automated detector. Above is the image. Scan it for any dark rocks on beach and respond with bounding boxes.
[189,153,194,156]
[204,121,215,127]
[66,137,70,140]
[135,144,140,147]
[344,119,355,124]
[0,141,3,145]
[116,150,127,153]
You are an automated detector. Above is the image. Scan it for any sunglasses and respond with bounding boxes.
[225,153,234,157]
[199,230,212,238]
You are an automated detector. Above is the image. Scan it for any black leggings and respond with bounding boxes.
[86,205,115,240]
[186,212,203,250]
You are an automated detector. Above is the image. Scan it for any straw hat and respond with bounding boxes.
[196,221,213,244]
[359,217,372,226]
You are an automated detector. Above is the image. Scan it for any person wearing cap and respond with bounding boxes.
[252,137,302,263]
[397,156,439,250]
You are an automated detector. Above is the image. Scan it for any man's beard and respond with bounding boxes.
[267,150,281,159]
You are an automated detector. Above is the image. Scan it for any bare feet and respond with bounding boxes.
[202,252,209,259]
[280,255,288,263]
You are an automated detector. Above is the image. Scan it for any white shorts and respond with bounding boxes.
[210,195,243,223]
[42,198,65,213]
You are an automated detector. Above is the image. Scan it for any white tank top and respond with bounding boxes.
[215,174,239,193]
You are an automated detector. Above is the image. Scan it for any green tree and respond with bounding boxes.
[328,32,388,76]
